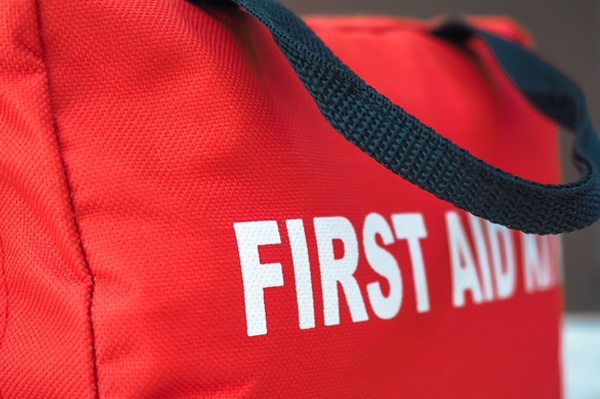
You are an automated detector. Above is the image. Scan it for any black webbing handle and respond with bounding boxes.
[225,0,600,235]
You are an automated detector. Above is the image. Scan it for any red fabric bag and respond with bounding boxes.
[1,0,597,397]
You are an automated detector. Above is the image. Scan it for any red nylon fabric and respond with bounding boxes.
[0,1,96,397]
[0,1,563,398]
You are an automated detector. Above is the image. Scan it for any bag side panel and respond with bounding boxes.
[0,0,97,397]
[40,1,563,398]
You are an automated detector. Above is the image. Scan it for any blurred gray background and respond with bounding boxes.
[279,0,600,311]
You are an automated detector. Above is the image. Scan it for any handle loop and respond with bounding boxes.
[227,0,600,234]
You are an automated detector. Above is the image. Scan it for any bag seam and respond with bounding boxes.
[33,1,101,397]
[0,237,8,367]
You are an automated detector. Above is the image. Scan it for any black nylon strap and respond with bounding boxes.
[227,0,600,235]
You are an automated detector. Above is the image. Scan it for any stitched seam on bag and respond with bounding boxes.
[33,1,101,398]
[0,236,8,358]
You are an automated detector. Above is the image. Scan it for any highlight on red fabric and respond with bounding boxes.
[0,1,562,398]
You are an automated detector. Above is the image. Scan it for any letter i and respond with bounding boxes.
[286,219,316,330]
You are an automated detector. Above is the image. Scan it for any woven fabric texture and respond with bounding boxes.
[234,0,600,235]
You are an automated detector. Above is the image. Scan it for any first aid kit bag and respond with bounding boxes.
[1,0,599,397]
